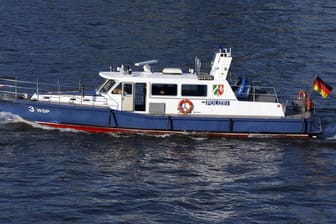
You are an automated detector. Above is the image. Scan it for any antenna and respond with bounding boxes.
[134,60,158,73]
[195,57,201,75]
[134,60,158,67]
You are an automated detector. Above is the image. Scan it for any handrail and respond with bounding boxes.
[0,77,107,107]
[232,84,279,103]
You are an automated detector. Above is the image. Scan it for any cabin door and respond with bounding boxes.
[121,83,134,111]
[134,83,146,111]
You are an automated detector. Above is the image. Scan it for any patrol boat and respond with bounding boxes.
[0,48,322,138]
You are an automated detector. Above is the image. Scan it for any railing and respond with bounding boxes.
[232,84,280,103]
[0,77,36,100]
[0,77,109,107]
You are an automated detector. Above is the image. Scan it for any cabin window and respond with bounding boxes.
[97,79,106,90]
[112,83,122,94]
[100,80,115,94]
[151,84,177,96]
[123,83,133,95]
[182,84,207,96]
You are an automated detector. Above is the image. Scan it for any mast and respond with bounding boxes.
[210,48,232,81]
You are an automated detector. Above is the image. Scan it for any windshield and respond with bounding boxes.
[97,79,115,94]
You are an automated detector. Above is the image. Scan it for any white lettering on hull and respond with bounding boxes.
[28,106,50,114]
[204,100,230,106]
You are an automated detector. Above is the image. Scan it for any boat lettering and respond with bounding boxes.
[205,100,230,106]
[28,106,50,114]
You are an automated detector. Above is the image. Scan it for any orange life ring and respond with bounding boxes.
[177,99,193,114]
[297,90,307,101]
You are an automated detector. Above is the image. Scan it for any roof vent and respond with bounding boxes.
[162,67,182,75]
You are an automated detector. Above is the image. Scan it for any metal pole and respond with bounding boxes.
[15,78,17,99]
[36,78,39,100]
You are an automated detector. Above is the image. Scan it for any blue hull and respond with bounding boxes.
[0,99,321,137]
[0,100,111,127]
[114,111,318,134]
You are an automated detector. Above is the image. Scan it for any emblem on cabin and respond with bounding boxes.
[213,84,224,96]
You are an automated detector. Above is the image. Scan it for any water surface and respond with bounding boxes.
[1,1,336,223]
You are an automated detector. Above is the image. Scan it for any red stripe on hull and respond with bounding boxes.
[36,122,312,139]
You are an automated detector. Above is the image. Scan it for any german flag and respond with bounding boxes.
[312,76,333,98]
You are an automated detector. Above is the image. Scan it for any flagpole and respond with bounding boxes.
[308,75,316,99]
[310,74,317,93]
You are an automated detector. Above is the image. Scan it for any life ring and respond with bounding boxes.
[177,99,193,114]
[297,90,313,111]
[297,90,307,101]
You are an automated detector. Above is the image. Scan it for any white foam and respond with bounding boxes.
[0,111,24,123]
[323,122,336,140]
[0,111,86,134]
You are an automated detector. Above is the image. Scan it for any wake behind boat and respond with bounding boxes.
[0,48,322,138]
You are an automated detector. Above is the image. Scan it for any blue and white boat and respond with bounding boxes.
[0,48,322,138]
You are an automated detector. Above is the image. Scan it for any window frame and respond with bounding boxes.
[181,84,208,97]
[151,83,178,96]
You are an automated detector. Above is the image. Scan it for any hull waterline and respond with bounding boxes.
[37,121,314,139]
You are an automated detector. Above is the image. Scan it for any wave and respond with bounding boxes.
[324,126,336,141]
[0,111,23,123]
[321,119,336,140]
[0,111,86,134]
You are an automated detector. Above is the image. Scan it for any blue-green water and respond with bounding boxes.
[1,1,336,223]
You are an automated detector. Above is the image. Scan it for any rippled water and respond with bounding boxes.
[1,1,336,223]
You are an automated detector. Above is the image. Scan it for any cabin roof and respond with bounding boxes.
[99,71,205,83]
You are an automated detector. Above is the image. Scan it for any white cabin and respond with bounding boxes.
[31,48,285,118]
[96,48,285,118]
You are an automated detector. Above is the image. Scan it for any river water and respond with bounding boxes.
[1,1,336,223]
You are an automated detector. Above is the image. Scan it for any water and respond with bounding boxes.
[1,0,336,223]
